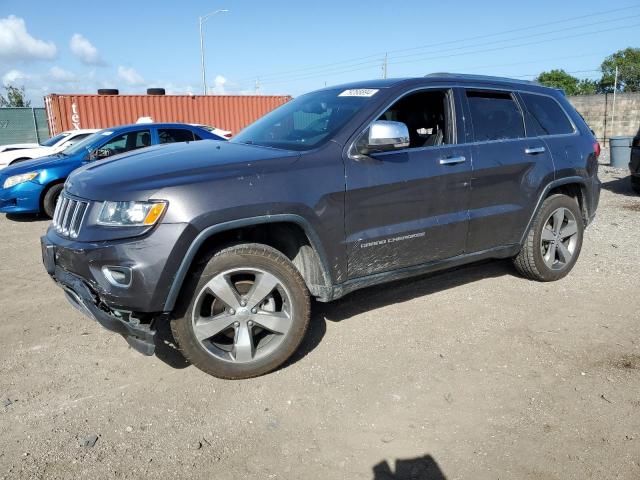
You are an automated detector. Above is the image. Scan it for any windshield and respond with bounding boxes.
[40,132,70,147]
[62,130,108,156]
[232,88,377,151]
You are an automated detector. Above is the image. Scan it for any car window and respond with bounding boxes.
[466,90,525,141]
[93,130,151,159]
[158,128,196,144]
[64,133,92,146]
[232,88,374,151]
[40,132,69,147]
[375,89,453,149]
[520,93,574,136]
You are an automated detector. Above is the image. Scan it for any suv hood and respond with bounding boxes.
[66,140,300,200]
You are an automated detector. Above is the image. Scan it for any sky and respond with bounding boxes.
[1,0,639,105]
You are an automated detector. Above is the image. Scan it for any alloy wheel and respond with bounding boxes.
[191,268,293,363]
[540,207,579,270]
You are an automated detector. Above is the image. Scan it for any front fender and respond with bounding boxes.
[162,214,333,311]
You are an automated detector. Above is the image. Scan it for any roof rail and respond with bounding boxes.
[424,72,541,86]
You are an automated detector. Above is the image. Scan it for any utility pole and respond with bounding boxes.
[199,8,229,95]
[382,53,388,79]
[611,65,619,139]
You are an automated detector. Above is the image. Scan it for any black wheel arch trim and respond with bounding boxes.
[163,214,333,311]
[518,176,588,246]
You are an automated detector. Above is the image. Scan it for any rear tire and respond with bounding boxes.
[632,176,640,194]
[42,183,64,218]
[513,194,584,282]
[171,243,310,379]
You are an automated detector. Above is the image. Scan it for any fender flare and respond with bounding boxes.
[163,214,333,311]
[518,176,587,245]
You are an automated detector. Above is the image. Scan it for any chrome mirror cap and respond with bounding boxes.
[362,120,410,154]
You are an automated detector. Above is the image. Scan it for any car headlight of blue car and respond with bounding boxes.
[3,172,39,189]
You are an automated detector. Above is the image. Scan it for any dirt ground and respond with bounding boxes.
[1,167,639,480]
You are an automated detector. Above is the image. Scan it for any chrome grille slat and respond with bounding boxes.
[52,192,89,238]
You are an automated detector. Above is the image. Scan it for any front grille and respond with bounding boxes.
[52,193,89,239]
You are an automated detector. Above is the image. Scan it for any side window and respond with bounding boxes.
[158,128,196,144]
[93,130,151,159]
[520,93,574,136]
[377,89,453,149]
[466,91,525,141]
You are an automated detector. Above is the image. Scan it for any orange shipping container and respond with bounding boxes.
[44,94,291,136]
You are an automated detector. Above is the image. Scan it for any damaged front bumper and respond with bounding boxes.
[41,237,156,355]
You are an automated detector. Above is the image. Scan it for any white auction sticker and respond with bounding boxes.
[338,89,379,97]
[101,131,113,135]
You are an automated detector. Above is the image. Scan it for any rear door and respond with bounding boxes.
[344,87,472,278]
[463,89,554,252]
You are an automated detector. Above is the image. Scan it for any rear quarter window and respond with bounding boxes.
[520,93,575,136]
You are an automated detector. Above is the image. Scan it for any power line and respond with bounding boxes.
[249,15,640,86]
[234,4,640,84]
[257,21,640,86]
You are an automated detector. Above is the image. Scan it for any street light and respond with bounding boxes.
[199,8,229,95]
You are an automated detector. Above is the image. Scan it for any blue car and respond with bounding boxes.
[0,123,224,217]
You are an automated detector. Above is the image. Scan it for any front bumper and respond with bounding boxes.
[42,222,193,312]
[41,221,195,355]
[0,181,44,213]
[42,237,156,355]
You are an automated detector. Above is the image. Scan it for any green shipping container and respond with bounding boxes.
[0,107,50,145]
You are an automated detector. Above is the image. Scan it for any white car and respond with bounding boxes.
[191,124,232,139]
[0,129,99,170]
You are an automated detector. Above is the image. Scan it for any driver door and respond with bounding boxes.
[344,88,472,279]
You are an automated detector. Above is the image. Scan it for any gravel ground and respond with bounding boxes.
[0,167,639,480]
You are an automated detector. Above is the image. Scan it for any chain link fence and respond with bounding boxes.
[0,107,50,145]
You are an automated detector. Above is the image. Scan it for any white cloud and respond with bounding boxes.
[70,33,103,65]
[0,15,56,62]
[210,75,227,94]
[117,66,144,85]
[2,69,28,85]
[49,66,77,83]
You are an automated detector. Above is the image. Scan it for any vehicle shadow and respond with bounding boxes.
[600,176,638,198]
[153,317,190,369]
[372,454,447,480]
[5,213,49,222]
[284,259,513,368]
[154,259,514,372]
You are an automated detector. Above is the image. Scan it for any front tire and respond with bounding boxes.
[171,243,311,379]
[42,183,64,218]
[513,194,584,282]
[632,176,640,194]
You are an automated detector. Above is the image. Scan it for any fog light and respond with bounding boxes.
[102,266,132,287]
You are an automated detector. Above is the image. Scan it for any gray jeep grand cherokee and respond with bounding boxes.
[41,74,601,379]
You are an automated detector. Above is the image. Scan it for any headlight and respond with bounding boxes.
[3,172,39,189]
[97,200,167,226]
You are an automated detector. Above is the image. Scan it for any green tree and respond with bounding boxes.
[576,79,597,95]
[600,47,640,93]
[0,85,31,107]
[536,69,580,95]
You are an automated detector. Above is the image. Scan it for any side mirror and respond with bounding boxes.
[357,120,410,155]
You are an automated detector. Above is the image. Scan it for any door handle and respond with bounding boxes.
[525,146,546,154]
[439,155,466,165]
